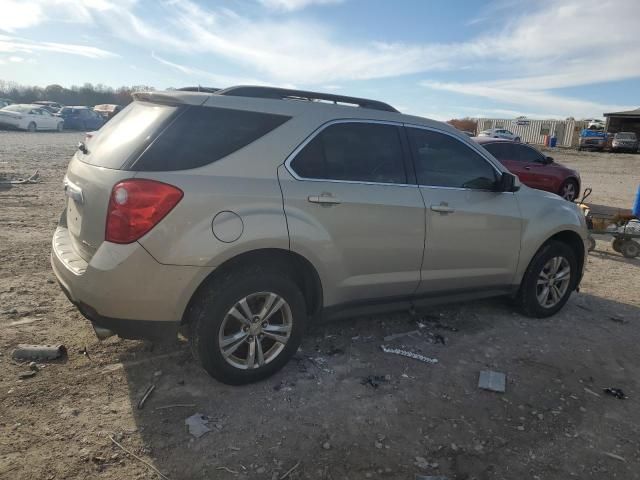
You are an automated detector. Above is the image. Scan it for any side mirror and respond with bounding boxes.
[543,156,554,164]
[496,172,520,192]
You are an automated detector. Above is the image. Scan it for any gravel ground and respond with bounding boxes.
[1,132,639,480]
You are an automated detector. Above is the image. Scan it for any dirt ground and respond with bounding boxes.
[1,131,639,480]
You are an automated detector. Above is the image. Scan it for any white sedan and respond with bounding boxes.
[478,128,521,142]
[0,104,64,132]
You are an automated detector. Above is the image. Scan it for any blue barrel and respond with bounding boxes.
[633,184,640,218]
[549,136,557,147]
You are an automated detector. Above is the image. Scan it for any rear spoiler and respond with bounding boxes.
[132,91,209,106]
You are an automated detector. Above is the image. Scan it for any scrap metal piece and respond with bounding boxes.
[12,344,67,362]
[478,370,506,393]
[380,345,438,364]
[185,413,211,438]
[0,170,40,185]
[137,384,155,410]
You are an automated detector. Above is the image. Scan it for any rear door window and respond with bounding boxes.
[407,127,498,190]
[132,106,290,171]
[483,142,521,161]
[516,144,545,163]
[290,122,407,184]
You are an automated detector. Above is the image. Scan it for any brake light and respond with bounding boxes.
[105,179,183,244]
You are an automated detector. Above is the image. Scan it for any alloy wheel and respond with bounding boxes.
[561,182,577,201]
[536,256,571,308]
[218,292,293,370]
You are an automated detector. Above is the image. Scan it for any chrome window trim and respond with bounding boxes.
[284,118,511,193]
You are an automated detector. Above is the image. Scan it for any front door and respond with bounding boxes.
[406,127,522,294]
[279,121,425,307]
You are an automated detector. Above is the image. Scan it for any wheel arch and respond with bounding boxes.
[181,248,323,325]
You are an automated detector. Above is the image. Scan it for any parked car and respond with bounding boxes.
[56,106,105,130]
[578,129,607,151]
[51,86,588,384]
[93,104,123,121]
[0,104,64,131]
[474,137,581,201]
[478,128,521,142]
[611,132,638,153]
[33,101,64,112]
[0,98,12,108]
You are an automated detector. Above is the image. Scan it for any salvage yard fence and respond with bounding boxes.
[476,118,589,147]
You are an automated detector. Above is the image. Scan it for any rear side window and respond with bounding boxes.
[483,142,520,161]
[408,128,498,190]
[517,144,544,162]
[290,122,407,184]
[132,106,290,171]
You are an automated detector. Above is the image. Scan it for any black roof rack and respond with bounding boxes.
[216,86,399,113]
[177,86,220,93]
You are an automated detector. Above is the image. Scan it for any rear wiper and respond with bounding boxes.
[77,141,89,155]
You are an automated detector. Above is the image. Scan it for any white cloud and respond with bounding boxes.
[0,34,117,58]
[258,0,343,11]
[1,0,44,31]
[8,55,24,62]
[151,52,271,87]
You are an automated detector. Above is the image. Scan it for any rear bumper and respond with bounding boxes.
[51,226,212,340]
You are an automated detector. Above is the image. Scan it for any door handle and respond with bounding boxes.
[524,166,531,170]
[430,204,455,214]
[308,194,341,205]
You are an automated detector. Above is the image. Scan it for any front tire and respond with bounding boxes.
[57,122,63,132]
[187,266,307,385]
[516,240,578,318]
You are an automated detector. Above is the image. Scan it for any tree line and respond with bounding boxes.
[0,80,156,107]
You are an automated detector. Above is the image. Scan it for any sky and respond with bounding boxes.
[0,0,638,120]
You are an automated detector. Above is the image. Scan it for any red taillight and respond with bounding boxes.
[105,179,183,244]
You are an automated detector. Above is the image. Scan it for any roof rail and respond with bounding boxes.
[216,85,399,113]
[177,86,220,93]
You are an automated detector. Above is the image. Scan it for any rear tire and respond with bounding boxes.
[27,122,36,132]
[514,137,521,142]
[187,265,307,385]
[516,240,578,318]
[559,179,578,201]
[587,236,596,252]
[612,238,624,253]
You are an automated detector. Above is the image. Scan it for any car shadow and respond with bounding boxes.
[107,291,640,479]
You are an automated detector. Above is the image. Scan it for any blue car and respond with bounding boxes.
[57,106,105,131]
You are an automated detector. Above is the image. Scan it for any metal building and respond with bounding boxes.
[604,108,640,137]
[476,118,588,147]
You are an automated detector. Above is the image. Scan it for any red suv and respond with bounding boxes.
[474,137,581,201]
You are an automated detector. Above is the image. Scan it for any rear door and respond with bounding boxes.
[406,127,522,294]
[513,144,556,191]
[279,120,425,307]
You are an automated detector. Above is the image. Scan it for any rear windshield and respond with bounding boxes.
[78,101,178,169]
[130,105,290,171]
[616,132,637,140]
[2,105,31,113]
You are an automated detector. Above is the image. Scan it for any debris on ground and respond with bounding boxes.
[155,404,196,411]
[478,370,506,393]
[0,170,40,185]
[361,375,390,389]
[383,330,420,342]
[109,435,171,480]
[185,413,211,438]
[137,384,155,410]
[603,387,627,399]
[380,345,438,364]
[18,370,37,379]
[28,362,38,371]
[418,316,459,332]
[415,475,448,480]
[12,344,67,362]
[280,461,301,479]
[414,456,440,470]
[78,346,91,360]
[609,315,628,324]
[602,452,626,462]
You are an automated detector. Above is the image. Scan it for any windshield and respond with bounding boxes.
[2,105,31,113]
[616,132,637,140]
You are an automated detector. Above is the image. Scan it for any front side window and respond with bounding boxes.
[407,127,498,190]
[517,144,545,162]
[290,122,406,184]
